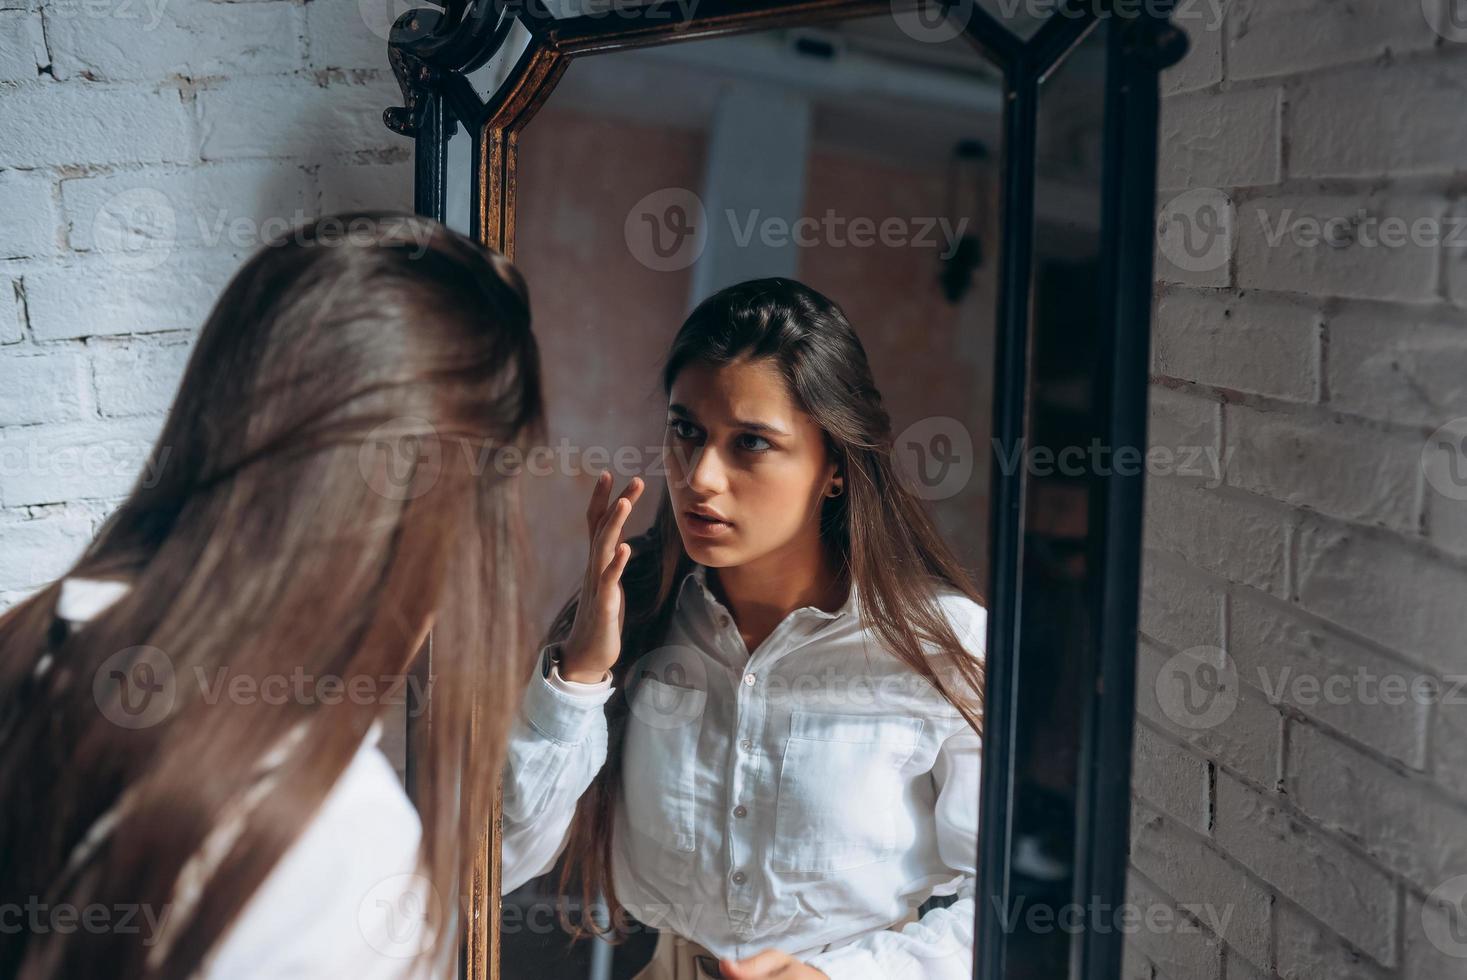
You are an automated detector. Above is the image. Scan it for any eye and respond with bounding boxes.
[668,418,700,441]
[738,433,772,453]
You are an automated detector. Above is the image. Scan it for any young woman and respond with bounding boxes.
[501,278,986,980]
[0,212,546,979]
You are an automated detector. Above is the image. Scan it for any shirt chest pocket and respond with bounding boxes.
[771,709,924,873]
[621,676,707,852]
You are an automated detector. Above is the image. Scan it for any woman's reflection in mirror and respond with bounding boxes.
[502,278,987,980]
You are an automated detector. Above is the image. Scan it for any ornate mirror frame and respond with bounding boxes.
[384,3,1188,978]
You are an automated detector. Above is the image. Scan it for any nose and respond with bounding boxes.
[681,443,727,496]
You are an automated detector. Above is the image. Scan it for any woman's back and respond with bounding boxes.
[0,212,547,979]
[54,577,434,979]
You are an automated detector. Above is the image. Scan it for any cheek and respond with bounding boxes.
[662,442,690,489]
[735,465,821,527]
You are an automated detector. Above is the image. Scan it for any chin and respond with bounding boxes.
[681,536,734,559]
[677,528,740,565]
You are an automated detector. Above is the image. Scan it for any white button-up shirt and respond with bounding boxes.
[501,563,985,979]
[50,578,441,979]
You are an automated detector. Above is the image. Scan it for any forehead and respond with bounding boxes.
[669,358,798,422]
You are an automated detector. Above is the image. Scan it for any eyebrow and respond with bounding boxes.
[668,403,791,438]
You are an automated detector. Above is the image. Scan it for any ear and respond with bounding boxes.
[825,467,844,498]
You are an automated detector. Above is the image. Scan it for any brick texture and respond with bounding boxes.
[1130,5,1467,979]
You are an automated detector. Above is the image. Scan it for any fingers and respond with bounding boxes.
[585,469,612,534]
[598,542,631,599]
[721,950,792,979]
[580,474,643,607]
[587,472,643,539]
[590,475,643,565]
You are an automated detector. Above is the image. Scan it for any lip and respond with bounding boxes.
[682,508,735,538]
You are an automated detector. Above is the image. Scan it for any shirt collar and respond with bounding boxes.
[677,562,858,622]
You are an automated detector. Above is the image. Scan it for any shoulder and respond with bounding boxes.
[929,582,987,661]
[205,737,432,978]
[55,576,132,624]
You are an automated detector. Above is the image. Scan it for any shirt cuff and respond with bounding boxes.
[548,662,613,695]
[520,644,615,745]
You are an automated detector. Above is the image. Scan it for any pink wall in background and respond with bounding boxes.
[514,105,704,624]
[514,103,998,635]
[797,146,997,588]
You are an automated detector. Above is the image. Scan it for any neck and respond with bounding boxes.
[708,537,847,630]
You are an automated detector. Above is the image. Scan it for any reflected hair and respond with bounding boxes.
[544,276,984,943]
[0,211,546,978]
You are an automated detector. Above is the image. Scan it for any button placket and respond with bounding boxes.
[727,660,764,923]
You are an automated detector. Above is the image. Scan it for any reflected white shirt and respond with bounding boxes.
[501,563,984,979]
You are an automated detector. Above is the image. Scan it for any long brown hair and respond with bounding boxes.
[0,211,546,978]
[545,276,985,942]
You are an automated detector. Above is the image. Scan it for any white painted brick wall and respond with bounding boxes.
[1130,800,1274,970]
[1153,288,1321,403]
[1144,477,1290,596]
[1156,86,1282,192]
[1228,590,1430,770]
[1222,402,1420,532]
[1225,0,1440,82]
[0,0,412,613]
[1273,902,1389,980]
[1126,869,1228,980]
[1289,62,1467,180]
[1130,727,1210,833]
[1215,771,1399,966]
[1133,3,1467,977]
[1326,304,1467,428]
[1287,724,1467,896]
[0,9,48,84]
[1136,638,1283,788]
[1235,195,1444,303]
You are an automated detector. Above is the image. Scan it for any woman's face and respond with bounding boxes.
[664,357,838,568]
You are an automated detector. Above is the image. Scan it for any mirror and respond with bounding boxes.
[498,12,1002,980]
[394,1,1180,977]
[1000,19,1109,976]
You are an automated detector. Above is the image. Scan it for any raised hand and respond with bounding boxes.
[557,471,645,683]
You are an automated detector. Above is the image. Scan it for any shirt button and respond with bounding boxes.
[731,870,747,885]
[733,805,747,818]
[718,614,732,628]
[743,672,756,686]
[740,739,753,752]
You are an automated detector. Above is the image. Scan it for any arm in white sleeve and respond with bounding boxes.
[499,642,616,895]
[804,721,981,980]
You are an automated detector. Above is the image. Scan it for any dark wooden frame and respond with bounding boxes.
[385,3,1187,978]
